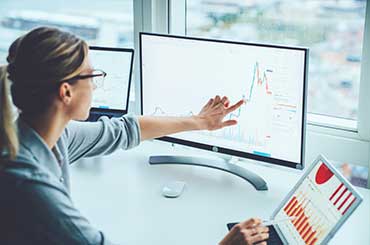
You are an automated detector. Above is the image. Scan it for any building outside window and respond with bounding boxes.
[187,0,366,121]
[0,0,133,63]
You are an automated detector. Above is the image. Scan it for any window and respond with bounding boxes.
[0,0,134,63]
[169,0,369,187]
[186,0,366,121]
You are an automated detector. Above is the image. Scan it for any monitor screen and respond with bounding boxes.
[140,33,308,169]
[89,46,134,115]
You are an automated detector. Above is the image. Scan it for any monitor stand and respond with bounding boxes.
[149,155,268,191]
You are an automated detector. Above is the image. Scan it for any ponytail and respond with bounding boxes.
[0,66,18,160]
[0,26,88,160]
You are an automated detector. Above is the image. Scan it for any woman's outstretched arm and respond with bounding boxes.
[138,95,244,141]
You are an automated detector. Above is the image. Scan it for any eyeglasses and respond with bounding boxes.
[60,69,107,88]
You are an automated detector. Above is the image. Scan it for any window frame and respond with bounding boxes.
[133,0,370,188]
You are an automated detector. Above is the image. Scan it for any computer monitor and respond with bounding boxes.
[140,32,308,190]
[87,46,134,120]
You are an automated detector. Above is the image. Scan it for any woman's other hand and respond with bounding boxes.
[219,218,269,245]
[195,95,244,131]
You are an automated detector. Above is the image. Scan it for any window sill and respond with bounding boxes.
[308,113,357,132]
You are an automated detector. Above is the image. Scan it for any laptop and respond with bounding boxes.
[87,46,134,121]
[227,155,363,244]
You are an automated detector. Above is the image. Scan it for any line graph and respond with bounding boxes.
[221,61,274,152]
[227,62,273,118]
[150,61,281,157]
[246,62,273,102]
[151,106,166,116]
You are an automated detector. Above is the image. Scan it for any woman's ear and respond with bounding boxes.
[59,82,72,104]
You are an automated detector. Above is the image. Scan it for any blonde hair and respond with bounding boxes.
[0,27,88,160]
[0,66,18,159]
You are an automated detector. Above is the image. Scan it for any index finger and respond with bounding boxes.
[226,99,245,114]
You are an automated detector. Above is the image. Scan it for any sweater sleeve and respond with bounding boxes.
[65,115,141,164]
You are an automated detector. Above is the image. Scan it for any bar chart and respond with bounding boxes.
[275,162,357,244]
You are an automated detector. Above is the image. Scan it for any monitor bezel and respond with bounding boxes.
[139,32,308,169]
[88,46,134,118]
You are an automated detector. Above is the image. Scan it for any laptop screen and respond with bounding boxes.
[273,156,363,244]
[89,46,134,114]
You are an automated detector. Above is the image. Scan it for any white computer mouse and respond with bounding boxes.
[161,181,186,198]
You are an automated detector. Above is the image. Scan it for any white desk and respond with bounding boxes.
[70,141,370,245]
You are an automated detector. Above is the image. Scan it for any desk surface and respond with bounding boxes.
[70,141,370,245]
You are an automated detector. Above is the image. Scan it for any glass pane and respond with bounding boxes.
[337,161,368,188]
[0,0,133,63]
[186,0,366,120]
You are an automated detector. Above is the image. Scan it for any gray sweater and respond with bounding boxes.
[0,116,141,244]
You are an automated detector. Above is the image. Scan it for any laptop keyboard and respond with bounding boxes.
[266,225,284,245]
[227,223,283,244]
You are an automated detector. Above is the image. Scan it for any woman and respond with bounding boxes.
[0,27,269,245]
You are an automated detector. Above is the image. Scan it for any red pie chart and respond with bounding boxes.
[315,163,334,185]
